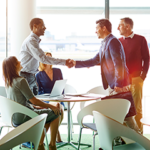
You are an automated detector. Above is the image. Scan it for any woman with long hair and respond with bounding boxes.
[2,56,60,150]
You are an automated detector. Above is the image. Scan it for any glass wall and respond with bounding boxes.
[1,0,150,128]
[36,0,105,94]
[110,0,150,133]
[0,0,6,86]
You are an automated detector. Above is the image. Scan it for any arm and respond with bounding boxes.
[140,37,149,80]
[28,38,71,66]
[109,39,125,88]
[19,78,60,115]
[75,53,100,68]
[35,73,44,95]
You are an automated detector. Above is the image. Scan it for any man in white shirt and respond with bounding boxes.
[20,18,73,95]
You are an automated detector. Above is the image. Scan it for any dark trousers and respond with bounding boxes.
[20,71,38,95]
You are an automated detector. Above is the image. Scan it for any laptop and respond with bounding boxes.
[36,79,67,99]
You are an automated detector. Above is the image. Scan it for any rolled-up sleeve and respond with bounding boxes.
[28,38,66,65]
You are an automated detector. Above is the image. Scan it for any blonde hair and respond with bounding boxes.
[39,52,52,71]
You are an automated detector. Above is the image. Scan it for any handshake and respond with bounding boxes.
[66,59,76,68]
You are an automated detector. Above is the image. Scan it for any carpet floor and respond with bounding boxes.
[12,134,150,150]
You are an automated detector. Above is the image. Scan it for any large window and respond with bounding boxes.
[0,0,6,86]
[110,0,150,133]
[37,0,105,60]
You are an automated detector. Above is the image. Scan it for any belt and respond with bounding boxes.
[20,71,35,76]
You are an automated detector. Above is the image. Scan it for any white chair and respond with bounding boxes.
[0,114,47,150]
[80,85,109,109]
[0,86,11,136]
[64,84,77,140]
[77,98,130,150]
[0,96,49,150]
[0,86,7,97]
[93,111,150,150]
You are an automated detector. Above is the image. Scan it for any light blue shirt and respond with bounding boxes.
[20,32,66,74]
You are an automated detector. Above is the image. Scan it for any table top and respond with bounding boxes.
[140,117,150,126]
[36,93,102,102]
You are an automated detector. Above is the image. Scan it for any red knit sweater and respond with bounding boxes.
[119,34,149,80]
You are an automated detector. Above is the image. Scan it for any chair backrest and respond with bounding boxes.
[0,96,38,126]
[77,98,130,127]
[64,84,77,109]
[0,114,47,150]
[64,84,77,94]
[93,111,150,150]
[88,86,109,95]
[80,85,109,109]
[0,86,7,97]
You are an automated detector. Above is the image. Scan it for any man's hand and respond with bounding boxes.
[66,59,76,68]
[114,86,123,93]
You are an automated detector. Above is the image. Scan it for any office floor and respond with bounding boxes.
[13,134,100,150]
[12,134,150,150]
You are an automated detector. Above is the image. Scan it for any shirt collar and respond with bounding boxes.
[123,32,134,39]
[101,33,111,44]
[30,32,41,43]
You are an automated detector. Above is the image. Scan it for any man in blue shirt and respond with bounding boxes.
[74,19,130,93]
[72,19,140,145]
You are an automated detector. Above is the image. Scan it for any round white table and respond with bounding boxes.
[36,94,101,150]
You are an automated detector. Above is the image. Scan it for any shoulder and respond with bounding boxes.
[134,34,147,41]
[14,77,27,86]
[109,36,121,46]
[36,71,45,78]
[53,68,62,73]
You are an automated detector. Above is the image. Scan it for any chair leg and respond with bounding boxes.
[0,126,3,135]
[93,132,97,150]
[77,127,83,150]
[70,111,73,140]
[44,128,49,150]
[30,142,33,150]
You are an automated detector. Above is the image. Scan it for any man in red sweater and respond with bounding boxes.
[118,17,149,134]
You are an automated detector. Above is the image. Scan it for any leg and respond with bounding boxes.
[49,115,60,146]
[131,77,143,133]
[39,123,50,145]
[56,107,64,142]
[124,116,140,133]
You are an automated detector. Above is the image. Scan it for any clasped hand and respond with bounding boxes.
[51,103,61,115]
[66,59,76,68]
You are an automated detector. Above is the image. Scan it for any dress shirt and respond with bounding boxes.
[123,32,134,39]
[20,32,66,74]
[101,33,111,53]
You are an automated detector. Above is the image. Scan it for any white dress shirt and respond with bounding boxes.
[20,32,66,74]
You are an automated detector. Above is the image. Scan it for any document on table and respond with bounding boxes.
[65,93,102,98]
[35,95,71,101]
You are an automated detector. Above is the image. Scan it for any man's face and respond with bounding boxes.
[95,24,104,39]
[117,20,127,36]
[35,20,46,36]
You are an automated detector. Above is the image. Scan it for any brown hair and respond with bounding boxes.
[29,18,43,31]
[39,52,52,71]
[2,56,20,87]
[120,17,133,29]
[96,19,112,32]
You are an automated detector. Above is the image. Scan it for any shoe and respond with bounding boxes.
[64,106,67,110]
[38,143,45,150]
[56,141,63,143]
[113,136,126,146]
[49,144,57,150]
[22,142,34,148]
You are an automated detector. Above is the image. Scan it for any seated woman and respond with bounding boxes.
[36,52,64,143]
[2,56,60,150]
